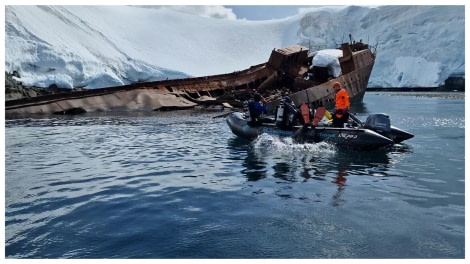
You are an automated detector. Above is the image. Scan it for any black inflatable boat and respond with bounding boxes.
[226,111,414,151]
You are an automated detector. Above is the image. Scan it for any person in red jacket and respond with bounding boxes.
[332,82,350,128]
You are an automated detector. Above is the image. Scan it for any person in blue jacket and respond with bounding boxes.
[248,93,267,125]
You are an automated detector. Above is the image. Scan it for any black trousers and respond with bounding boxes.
[332,112,349,128]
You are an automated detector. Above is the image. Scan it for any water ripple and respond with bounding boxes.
[5,99,465,258]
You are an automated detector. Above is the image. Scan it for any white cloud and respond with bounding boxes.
[133,5,237,20]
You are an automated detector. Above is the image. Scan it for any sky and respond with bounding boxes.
[7,1,461,20]
[225,5,313,20]
[4,5,465,91]
[114,4,327,21]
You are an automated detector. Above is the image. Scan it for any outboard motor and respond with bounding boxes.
[276,97,298,129]
[275,100,285,125]
[243,100,252,123]
[364,113,391,135]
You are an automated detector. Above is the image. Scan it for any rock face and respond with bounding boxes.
[444,77,465,91]
[5,71,77,101]
[5,71,27,100]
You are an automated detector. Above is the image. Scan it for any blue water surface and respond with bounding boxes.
[4,92,465,258]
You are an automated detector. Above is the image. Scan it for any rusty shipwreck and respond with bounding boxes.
[5,40,375,116]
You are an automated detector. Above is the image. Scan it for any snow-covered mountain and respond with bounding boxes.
[4,5,465,89]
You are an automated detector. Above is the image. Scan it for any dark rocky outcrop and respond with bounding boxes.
[5,71,82,101]
[443,76,465,92]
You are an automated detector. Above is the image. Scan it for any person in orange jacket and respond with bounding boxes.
[332,82,350,128]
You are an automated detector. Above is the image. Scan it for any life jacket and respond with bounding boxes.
[335,89,350,109]
[335,89,350,118]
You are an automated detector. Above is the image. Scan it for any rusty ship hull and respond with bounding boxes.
[5,41,375,116]
[264,42,375,113]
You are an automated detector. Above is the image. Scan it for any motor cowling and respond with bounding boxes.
[276,97,298,129]
[364,114,391,134]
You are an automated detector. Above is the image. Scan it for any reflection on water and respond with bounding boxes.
[229,133,414,206]
[238,134,413,179]
[331,170,347,207]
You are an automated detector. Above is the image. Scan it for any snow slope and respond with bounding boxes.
[4,5,465,89]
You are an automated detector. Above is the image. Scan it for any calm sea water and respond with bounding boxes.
[4,92,465,258]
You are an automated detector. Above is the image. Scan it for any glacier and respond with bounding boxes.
[4,5,465,89]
